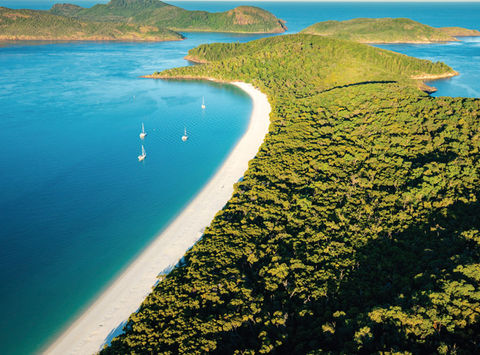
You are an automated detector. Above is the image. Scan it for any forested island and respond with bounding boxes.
[0,0,286,41]
[103,34,480,353]
[0,6,182,41]
[301,18,480,43]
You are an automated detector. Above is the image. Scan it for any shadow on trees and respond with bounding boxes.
[289,199,480,354]
[211,200,480,354]
[322,80,398,94]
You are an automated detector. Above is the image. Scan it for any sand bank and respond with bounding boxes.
[44,81,271,355]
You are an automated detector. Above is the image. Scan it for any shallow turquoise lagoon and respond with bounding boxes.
[0,41,254,354]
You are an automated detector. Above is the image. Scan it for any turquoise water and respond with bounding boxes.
[0,2,479,355]
[0,40,255,354]
[378,38,480,98]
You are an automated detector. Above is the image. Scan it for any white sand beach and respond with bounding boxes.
[44,82,271,355]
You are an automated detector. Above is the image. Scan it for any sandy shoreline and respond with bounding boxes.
[44,81,271,355]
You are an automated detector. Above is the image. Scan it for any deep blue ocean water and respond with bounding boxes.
[0,2,479,354]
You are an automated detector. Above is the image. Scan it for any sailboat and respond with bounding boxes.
[139,122,147,139]
[138,145,146,161]
[181,127,188,142]
[201,96,206,110]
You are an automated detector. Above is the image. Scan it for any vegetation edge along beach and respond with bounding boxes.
[103,34,480,353]
[44,82,271,355]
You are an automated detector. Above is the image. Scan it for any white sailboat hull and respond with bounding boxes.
[140,123,146,139]
[138,145,146,161]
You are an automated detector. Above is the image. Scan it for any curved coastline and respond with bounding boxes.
[412,71,459,93]
[44,81,271,355]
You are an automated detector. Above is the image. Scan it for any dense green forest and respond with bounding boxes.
[49,0,287,34]
[177,35,456,93]
[0,6,182,41]
[104,34,480,353]
[301,18,479,43]
[0,0,285,41]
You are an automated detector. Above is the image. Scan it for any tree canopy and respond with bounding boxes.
[49,0,287,34]
[0,0,286,41]
[104,34,480,354]
[300,18,478,43]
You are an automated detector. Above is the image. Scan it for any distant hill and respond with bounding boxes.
[301,18,479,43]
[50,0,169,22]
[439,26,480,37]
[50,0,287,34]
[0,0,286,42]
[48,3,84,18]
[0,6,182,41]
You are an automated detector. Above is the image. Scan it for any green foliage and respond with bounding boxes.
[178,34,454,94]
[0,6,182,40]
[0,0,285,41]
[51,0,170,22]
[50,0,287,34]
[301,18,457,43]
[438,26,480,37]
[103,34,480,353]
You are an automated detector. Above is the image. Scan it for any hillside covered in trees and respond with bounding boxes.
[0,6,182,41]
[0,0,285,41]
[49,0,287,34]
[174,34,457,93]
[301,18,480,43]
[104,34,480,353]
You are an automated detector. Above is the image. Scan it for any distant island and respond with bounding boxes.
[0,0,286,41]
[301,17,480,43]
[0,6,182,41]
[50,0,287,34]
[101,33,480,354]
